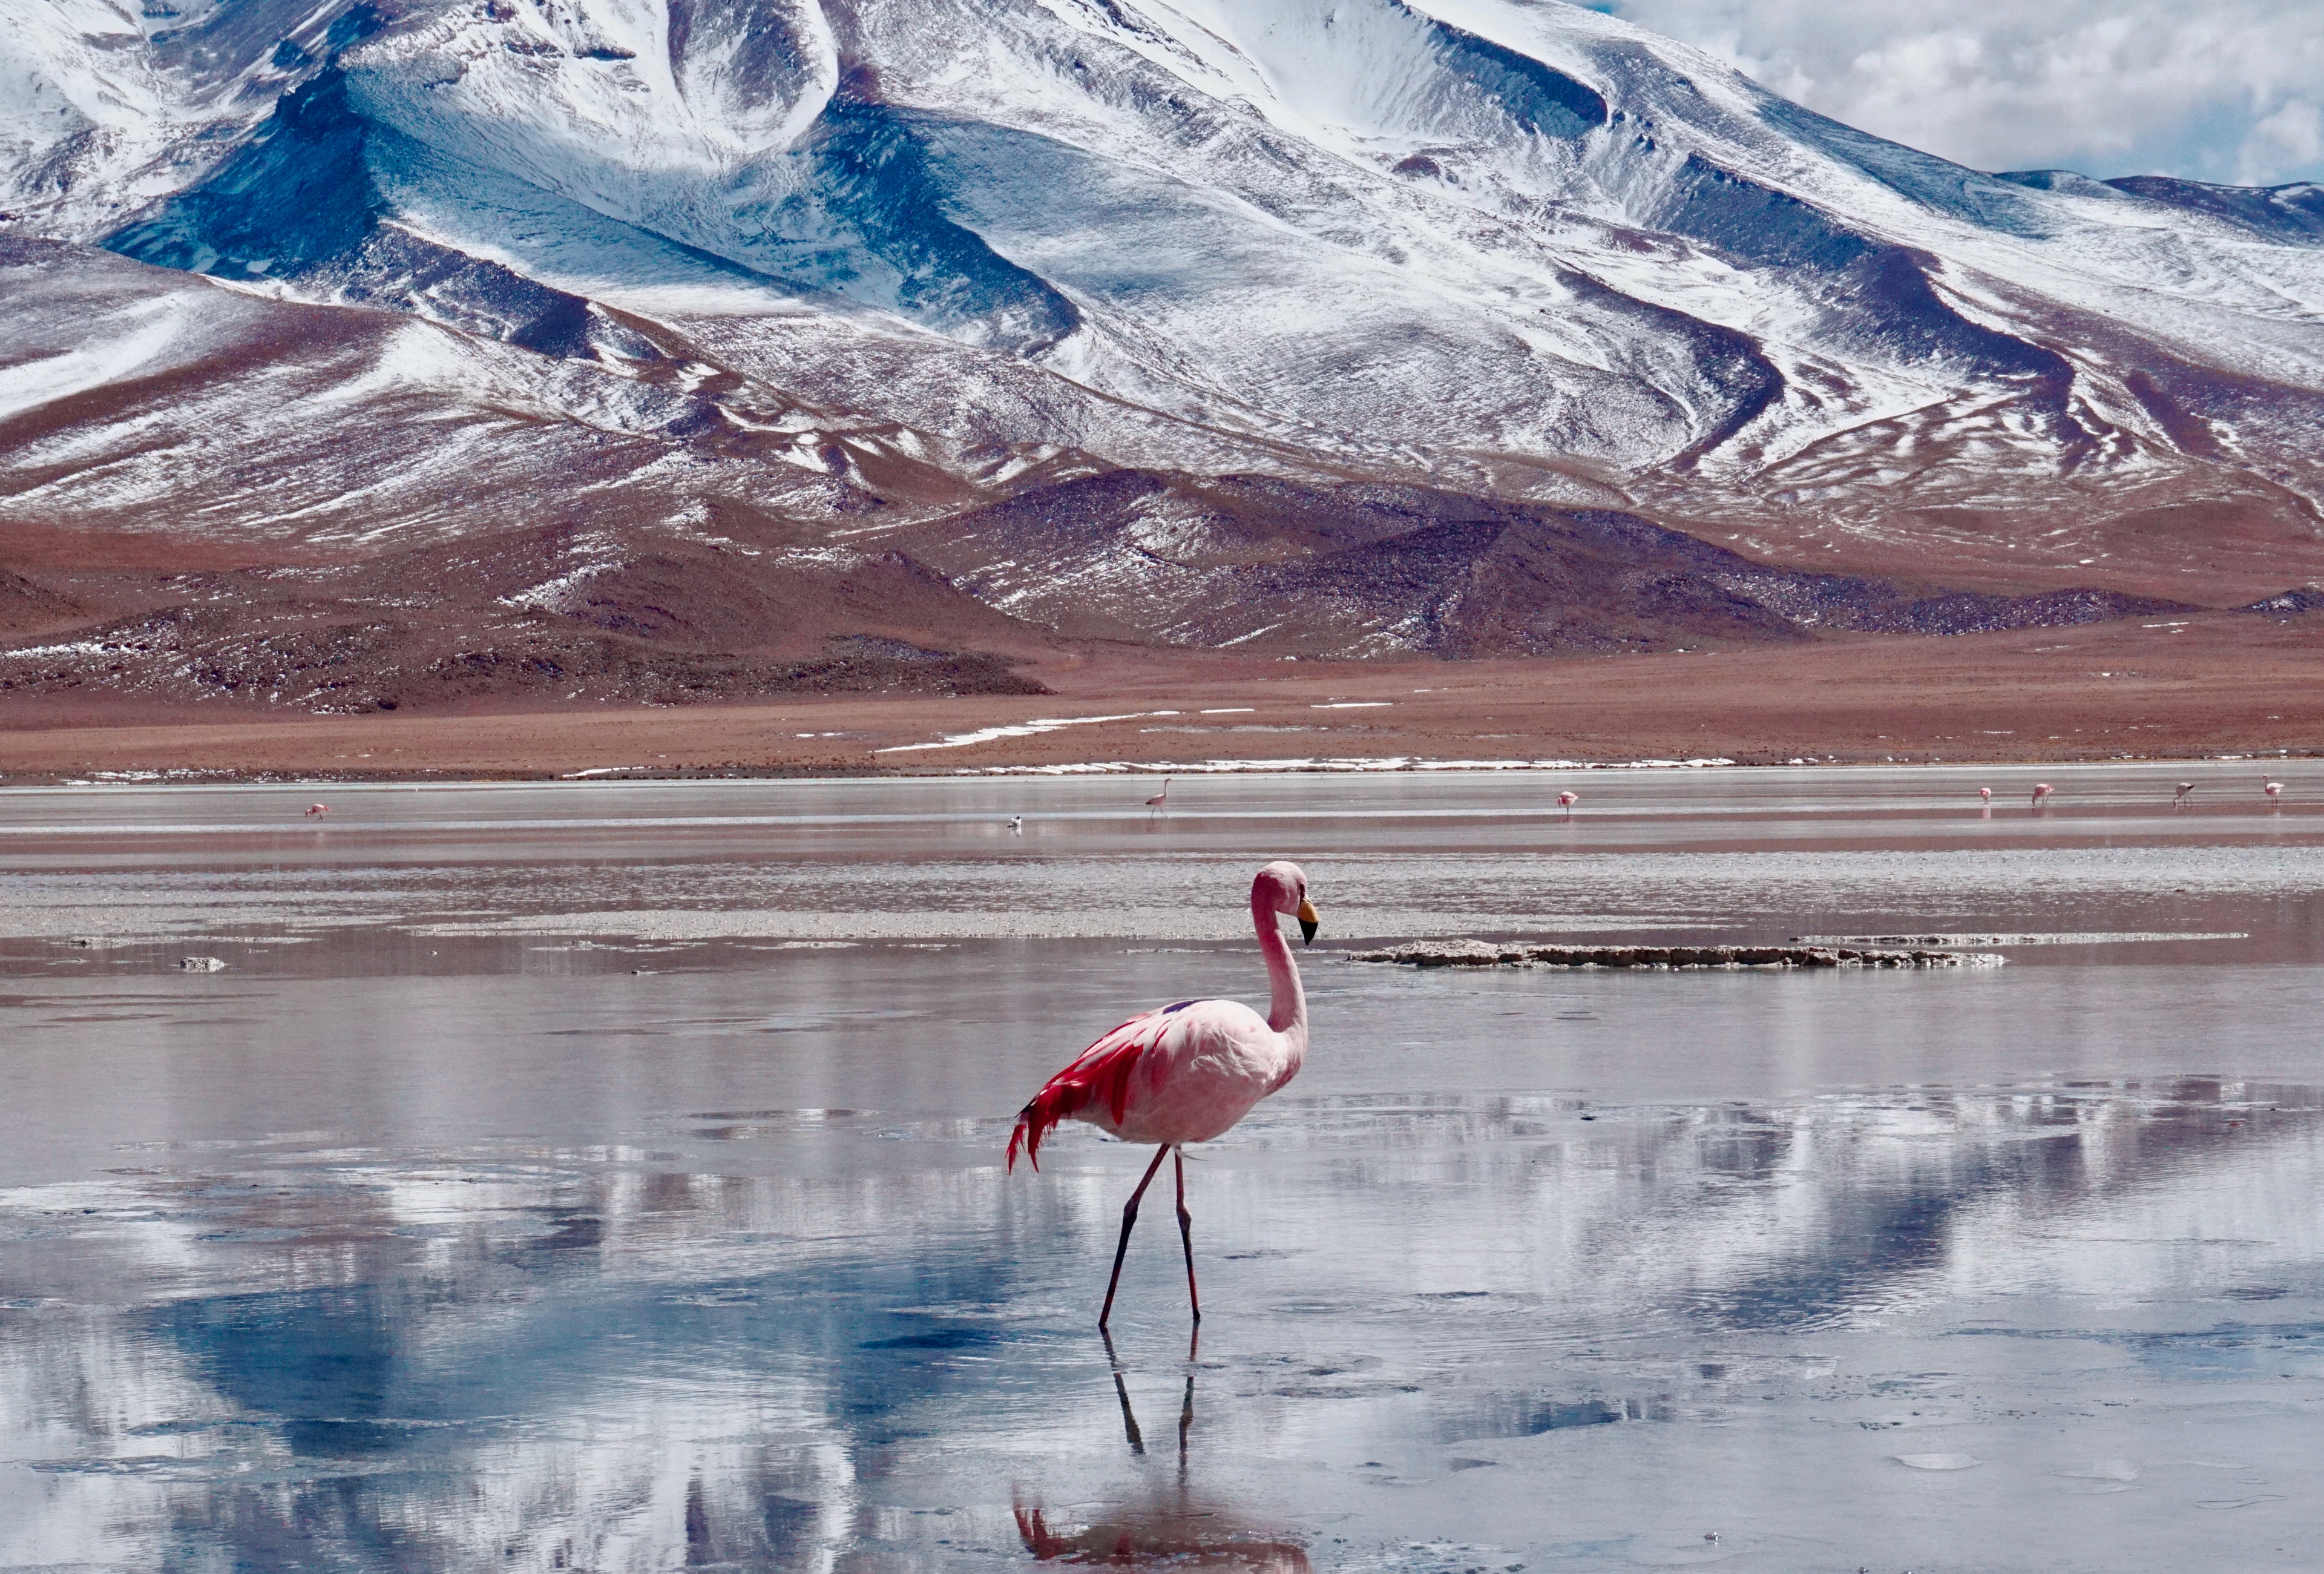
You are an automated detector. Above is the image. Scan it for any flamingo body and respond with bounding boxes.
[2263,777,2282,801]
[304,803,329,817]
[1978,787,1992,802]
[1557,791,1578,812]
[1010,998,1295,1164]
[1144,777,1172,810]
[2031,783,2054,806]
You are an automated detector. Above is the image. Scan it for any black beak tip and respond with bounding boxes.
[1299,919,1318,945]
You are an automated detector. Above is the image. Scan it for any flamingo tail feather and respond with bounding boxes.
[1005,1018,1155,1174]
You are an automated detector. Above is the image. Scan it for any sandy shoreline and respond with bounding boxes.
[2,612,2317,783]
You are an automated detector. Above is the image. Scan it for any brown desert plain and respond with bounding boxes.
[1,609,2316,783]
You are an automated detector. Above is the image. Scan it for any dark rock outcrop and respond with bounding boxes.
[1351,939,2004,969]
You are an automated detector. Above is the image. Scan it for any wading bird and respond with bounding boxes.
[2263,776,2283,805]
[1008,861,1319,1329]
[2175,782,2196,806]
[1978,787,1992,803]
[1557,790,1579,817]
[304,803,330,817]
[2031,782,2055,808]
[1144,778,1172,815]
[1009,815,1023,834]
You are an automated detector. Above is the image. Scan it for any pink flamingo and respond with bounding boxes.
[2031,783,2054,808]
[1144,777,1172,815]
[2263,776,2282,805]
[304,803,330,817]
[2175,781,2195,806]
[1557,789,1578,817]
[1978,787,1992,803]
[1009,861,1319,1329]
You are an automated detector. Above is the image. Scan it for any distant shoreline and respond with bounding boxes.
[2,617,2317,786]
[0,754,2313,793]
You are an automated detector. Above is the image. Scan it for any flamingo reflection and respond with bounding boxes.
[1014,1332,1310,1570]
[1013,1501,1309,1571]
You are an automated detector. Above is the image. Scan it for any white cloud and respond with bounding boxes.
[1604,0,2324,186]
[2242,97,2324,184]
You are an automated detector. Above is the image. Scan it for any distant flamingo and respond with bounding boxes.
[1557,789,1578,817]
[304,803,330,818]
[2175,782,2196,806]
[1145,777,1172,815]
[2263,776,2283,805]
[1009,861,1319,1329]
[2031,783,2054,808]
[1978,787,1992,803]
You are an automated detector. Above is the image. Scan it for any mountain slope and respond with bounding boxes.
[4,0,2323,694]
[894,470,2191,659]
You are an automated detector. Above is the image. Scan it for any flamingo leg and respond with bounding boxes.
[1099,1145,1173,1330]
[1173,1147,1201,1323]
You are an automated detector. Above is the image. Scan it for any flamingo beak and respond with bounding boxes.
[1296,898,1319,946]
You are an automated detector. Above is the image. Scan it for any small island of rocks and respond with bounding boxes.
[1348,940,2003,970]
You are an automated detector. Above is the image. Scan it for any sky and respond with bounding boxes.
[1603,0,2324,187]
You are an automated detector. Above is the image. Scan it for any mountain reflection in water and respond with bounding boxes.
[5,1072,2319,1570]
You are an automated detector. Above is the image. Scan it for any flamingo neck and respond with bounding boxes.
[1252,889,1307,1041]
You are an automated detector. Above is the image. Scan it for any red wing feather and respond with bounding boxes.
[1006,1012,1164,1173]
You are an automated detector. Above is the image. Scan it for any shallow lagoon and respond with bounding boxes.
[2,764,2320,1572]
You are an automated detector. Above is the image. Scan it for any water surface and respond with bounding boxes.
[3,766,2320,1571]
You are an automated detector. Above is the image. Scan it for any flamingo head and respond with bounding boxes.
[1254,860,1319,944]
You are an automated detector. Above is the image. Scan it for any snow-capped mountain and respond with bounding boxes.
[4,0,2323,690]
